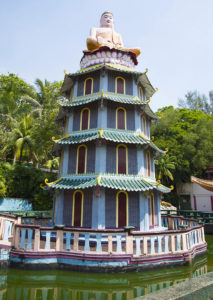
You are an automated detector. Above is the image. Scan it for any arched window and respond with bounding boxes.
[139,86,143,100]
[116,191,128,228]
[148,193,155,228]
[146,151,151,177]
[116,144,128,174]
[141,116,147,136]
[76,145,87,174]
[72,190,83,227]
[115,77,125,94]
[116,107,126,130]
[84,78,93,95]
[80,108,90,130]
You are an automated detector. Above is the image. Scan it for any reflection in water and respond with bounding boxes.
[0,235,212,300]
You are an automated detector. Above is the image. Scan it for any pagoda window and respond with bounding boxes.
[141,115,147,136]
[116,107,126,130]
[116,191,128,228]
[146,150,151,177]
[72,190,83,227]
[148,193,155,229]
[76,145,87,174]
[139,86,143,101]
[80,108,90,130]
[116,144,128,174]
[115,77,125,94]
[84,78,93,95]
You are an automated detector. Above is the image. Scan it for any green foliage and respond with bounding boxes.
[155,154,175,182]
[178,90,213,115]
[0,162,56,210]
[0,74,62,166]
[152,106,213,184]
[0,74,63,209]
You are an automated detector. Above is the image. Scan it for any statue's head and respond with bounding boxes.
[100,12,114,28]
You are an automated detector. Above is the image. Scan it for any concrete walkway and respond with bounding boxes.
[136,271,213,300]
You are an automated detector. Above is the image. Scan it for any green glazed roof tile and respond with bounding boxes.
[54,128,164,154]
[46,173,171,193]
[60,91,146,107]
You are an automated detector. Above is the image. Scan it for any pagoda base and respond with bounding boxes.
[10,243,207,272]
[0,213,207,273]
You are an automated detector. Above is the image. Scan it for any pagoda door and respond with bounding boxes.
[72,191,83,227]
[117,192,128,228]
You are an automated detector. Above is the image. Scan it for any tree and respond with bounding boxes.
[178,90,213,115]
[155,154,175,182]
[151,106,213,183]
[0,74,62,167]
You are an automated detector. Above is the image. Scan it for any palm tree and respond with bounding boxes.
[1,115,38,165]
[155,154,176,182]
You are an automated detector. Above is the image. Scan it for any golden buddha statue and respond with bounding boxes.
[86,12,141,58]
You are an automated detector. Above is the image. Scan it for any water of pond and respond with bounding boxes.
[1,235,213,300]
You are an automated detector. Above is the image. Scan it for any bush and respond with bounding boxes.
[0,162,56,210]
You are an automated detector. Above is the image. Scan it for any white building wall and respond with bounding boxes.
[177,183,213,212]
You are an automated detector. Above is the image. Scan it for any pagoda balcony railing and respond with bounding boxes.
[5,215,205,258]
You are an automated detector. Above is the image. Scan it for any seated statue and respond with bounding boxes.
[86,12,141,57]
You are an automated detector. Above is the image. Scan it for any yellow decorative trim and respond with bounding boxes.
[101,89,104,97]
[80,107,90,130]
[70,87,73,100]
[72,190,84,227]
[44,177,62,186]
[146,150,151,177]
[84,77,93,95]
[64,117,69,135]
[97,174,102,185]
[170,185,174,191]
[141,115,147,137]
[40,183,44,189]
[116,191,129,228]
[139,86,143,100]
[115,76,126,94]
[116,144,128,174]
[155,88,159,92]
[59,149,64,175]
[52,134,69,143]
[139,132,152,142]
[116,107,127,130]
[99,129,103,137]
[76,144,87,174]
[148,192,155,226]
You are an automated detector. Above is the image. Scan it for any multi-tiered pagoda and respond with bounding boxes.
[49,11,171,231]
[38,12,206,271]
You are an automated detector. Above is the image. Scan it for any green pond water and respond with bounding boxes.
[1,235,213,300]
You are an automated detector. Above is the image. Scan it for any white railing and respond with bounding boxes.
[12,223,205,257]
[0,212,206,257]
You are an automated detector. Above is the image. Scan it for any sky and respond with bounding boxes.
[1,0,213,112]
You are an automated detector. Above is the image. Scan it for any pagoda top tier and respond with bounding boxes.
[81,12,141,69]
